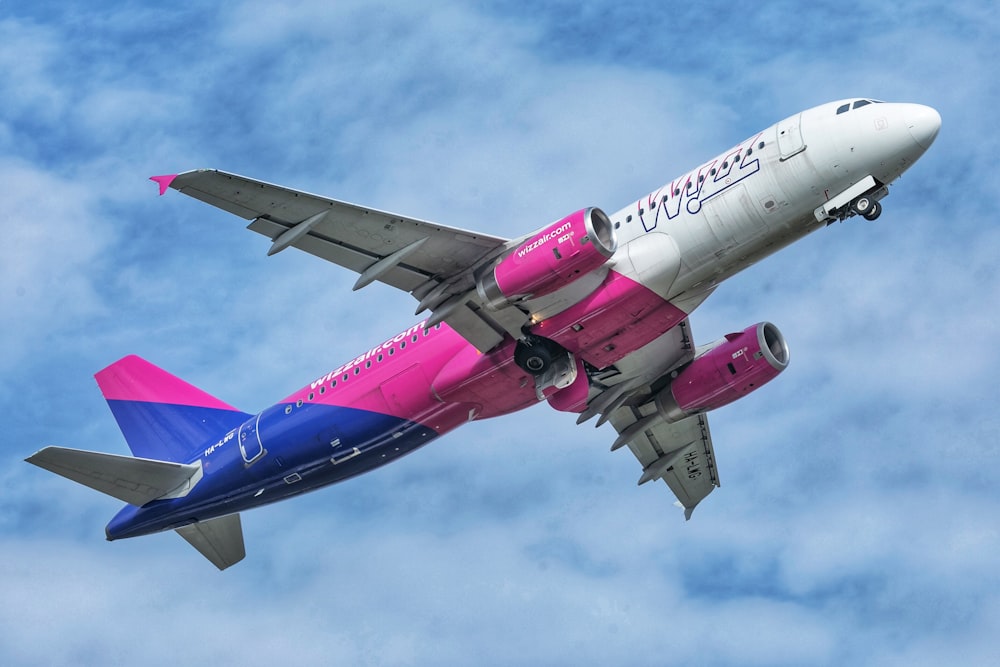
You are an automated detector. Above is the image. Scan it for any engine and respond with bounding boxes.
[476,207,617,310]
[657,322,790,421]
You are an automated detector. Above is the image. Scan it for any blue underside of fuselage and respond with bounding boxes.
[105,402,438,540]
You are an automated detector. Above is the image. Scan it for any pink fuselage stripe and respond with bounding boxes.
[276,270,686,434]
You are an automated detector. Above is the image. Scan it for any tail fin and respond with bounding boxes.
[95,355,251,462]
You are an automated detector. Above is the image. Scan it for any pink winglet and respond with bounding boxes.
[149,174,178,196]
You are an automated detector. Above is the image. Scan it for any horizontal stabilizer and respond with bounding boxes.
[25,446,202,507]
[176,514,245,570]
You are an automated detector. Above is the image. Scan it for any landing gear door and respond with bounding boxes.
[776,112,805,160]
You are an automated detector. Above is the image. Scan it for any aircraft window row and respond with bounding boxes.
[284,322,444,411]
[836,99,885,115]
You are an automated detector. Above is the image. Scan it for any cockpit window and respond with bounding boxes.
[837,99,884,115]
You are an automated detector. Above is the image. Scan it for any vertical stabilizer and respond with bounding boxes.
[95,355,251,462]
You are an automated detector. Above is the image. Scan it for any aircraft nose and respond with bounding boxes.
[905,104,941,150]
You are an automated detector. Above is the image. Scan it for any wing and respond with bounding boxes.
[580,319,721,518]
[159,170,529,352]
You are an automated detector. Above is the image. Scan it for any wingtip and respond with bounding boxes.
[149,174,178,196]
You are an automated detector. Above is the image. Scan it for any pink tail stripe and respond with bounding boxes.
[95,355,239,410]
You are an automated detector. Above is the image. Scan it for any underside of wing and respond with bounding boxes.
[163,170,529,352]
[579,319,722,518]
[609,409,719,519]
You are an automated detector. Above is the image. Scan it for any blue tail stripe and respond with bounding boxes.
[105,400,251,462]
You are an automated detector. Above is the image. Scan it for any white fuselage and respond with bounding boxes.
[602,99,939,305]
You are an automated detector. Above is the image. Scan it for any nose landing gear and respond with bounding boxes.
[814,175,888,224]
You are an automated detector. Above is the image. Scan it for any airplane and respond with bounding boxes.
[27,98,941,569]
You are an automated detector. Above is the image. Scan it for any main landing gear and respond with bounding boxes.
[851,195,882,221]
[514,335,565,376]
[514,335,580,399]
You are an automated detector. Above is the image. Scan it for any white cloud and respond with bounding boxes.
[3,0,999,665]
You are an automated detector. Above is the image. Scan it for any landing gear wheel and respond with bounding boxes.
[862,200,882,221]
[514,336,563,376]
[852,196,873,217]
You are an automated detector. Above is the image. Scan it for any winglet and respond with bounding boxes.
[150,174,178,196]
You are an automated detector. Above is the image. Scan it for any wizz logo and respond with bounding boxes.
[640,132,764,232]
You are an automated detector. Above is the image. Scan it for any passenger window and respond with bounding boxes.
[836,103,850,114]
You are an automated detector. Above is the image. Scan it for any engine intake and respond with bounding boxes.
[477,207,617,310]
[659,322,789,421]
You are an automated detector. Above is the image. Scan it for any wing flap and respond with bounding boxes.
[248,217,429,291]
[172,169,507,279]
[587,318,721,518]
[175,514,246,570]
[168,170,526,351]
[608,406,720,518]
[25,446,202,507]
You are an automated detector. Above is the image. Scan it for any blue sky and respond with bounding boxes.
[3,1,998,664]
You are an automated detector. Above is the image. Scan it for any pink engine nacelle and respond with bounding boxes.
[656,322,790,421]
[476,207,617,310]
